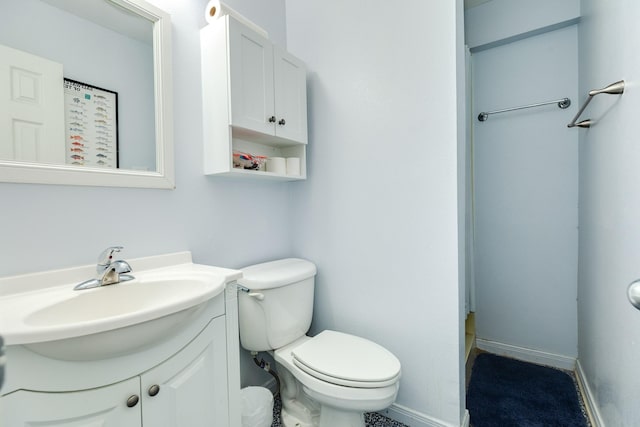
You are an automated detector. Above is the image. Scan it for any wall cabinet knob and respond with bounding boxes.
[148,384,160,397]
[126,395,140,408]
[278,118,286,126]
[268,116,276,123]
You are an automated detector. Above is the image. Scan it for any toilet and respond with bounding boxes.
[238,258,401,427]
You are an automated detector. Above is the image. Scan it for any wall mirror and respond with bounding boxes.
[0,0,174,189]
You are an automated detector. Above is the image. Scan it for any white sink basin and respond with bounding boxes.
[26,275,216,326]
[0,252,242,361]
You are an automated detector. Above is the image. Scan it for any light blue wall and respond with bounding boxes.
[471,24,579,362]
[465,0,580,51]
[0,0,289,387]
[286,1,465,424]
[467,0,580,367]
[0,0,291,274]
[577,0,640,424]
[1,0,468,421]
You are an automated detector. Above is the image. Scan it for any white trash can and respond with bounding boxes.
[240,386,273,427]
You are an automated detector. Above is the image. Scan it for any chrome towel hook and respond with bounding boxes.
[567,80,625,128]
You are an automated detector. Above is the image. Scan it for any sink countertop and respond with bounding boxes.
[0,252,242,346]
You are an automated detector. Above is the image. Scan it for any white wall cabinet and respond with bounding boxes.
[201,15,307,180]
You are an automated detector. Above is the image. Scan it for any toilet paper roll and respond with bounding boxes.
[286,157,301,176]
[204,0,269,39]
[266,157,286,175]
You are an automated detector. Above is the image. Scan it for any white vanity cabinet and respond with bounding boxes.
[201,15,308,180]
[2,318,228,426]
[141,317,229,426]
[1,377,141,425]
[0,253,243,427]
[1,314,233,427]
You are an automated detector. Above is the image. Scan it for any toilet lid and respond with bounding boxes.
[291,330,401,388]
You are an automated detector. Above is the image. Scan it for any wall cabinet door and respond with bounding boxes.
[228,18,307,144]
[140,317,229,427]
[228,20,275,136]
[273,46,308,143]
[1,377,141,426]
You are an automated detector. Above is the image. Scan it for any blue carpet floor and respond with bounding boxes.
[467,353,589,427]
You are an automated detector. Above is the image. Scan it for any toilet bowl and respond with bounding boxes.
[238,259,401,427]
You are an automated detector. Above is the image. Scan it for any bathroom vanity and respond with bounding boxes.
[0,252,242,426]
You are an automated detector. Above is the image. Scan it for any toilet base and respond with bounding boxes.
[318,406,365,427]
[281,402,365,427]
[281,396,318,427]
[280,367,320,427]
[282,408,314,427]
[278,361,369,427]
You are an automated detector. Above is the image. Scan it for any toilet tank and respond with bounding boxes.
[238,258,317,351]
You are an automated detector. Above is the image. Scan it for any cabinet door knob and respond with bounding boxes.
[278,118,286,126]
[148,384,160,397]
[268,116,276,123]
[126,395,140,408]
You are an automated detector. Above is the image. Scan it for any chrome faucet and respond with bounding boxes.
[74,246,135,290]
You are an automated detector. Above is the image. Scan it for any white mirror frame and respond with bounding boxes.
[0,0,174,189]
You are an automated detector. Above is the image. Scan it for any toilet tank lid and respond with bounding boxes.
[238,258,317,290]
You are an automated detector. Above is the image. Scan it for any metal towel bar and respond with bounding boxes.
[478,98,571,122]
[567,80,625,128]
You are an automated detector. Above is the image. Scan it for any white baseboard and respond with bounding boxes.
[575,359,604,427]
[381,404,469,427]
[475,338,576,370]
[460,409,470,427]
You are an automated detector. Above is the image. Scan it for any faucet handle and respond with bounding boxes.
[97,246,124,271]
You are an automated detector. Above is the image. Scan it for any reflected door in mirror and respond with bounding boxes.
[0,43,65,164]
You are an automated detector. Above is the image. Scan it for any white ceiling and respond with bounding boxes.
[464,0,493,9]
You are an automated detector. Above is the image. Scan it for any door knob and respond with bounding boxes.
[268,116,276,123]
[628,279,640,311]
[278,118,286,126]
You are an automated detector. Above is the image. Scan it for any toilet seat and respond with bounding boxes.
[291,330,401,388]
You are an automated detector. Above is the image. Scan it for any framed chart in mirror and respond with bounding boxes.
[64,79,119,169]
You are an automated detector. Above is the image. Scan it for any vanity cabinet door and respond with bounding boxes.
[228,19,275,137]
[141,317,229,426]
[0,377,141,426]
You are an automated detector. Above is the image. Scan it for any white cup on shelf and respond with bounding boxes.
[266,157,286,175]
[286,157,301,176]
